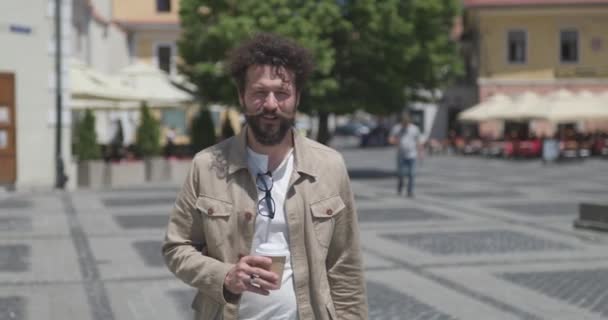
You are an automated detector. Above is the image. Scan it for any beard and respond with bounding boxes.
[245,109,295,146]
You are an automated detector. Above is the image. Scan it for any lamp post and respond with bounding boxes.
[55,0,67,188]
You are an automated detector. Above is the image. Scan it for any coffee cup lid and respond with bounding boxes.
[255,242,289,256]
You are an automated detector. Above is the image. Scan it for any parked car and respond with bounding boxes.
[334,122,371,137]
[360,125,390,147]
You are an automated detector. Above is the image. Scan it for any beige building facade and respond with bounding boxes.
[462,0,608,137]
[463,0,608,100]
[0,0,74,190]
[113,0,180,75]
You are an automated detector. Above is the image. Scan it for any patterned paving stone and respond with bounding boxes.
[358,208,451,222]
[113,215,168,229]
[167,289,195,320]
[0,217,31,232]
[107,187,180,193]
[500,180,558,188]
[383,230,573,255]
[0,199,31,210]
[0,245,29,272]
[102,197,176,207]
[348,169,395,179]
[369,180,442,190]
[168,283,459,320]
[489,202,578,216]
[500,269,608,318]
[355,194,374,201]
[367,281,457,320]
[132,241,164,267]
[425,190,522,199]
[0,296,25,320]
[570,188,608,196]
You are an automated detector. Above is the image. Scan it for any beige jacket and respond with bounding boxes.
[162,128,368,320]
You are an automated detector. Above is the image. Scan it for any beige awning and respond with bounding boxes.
[69,59,143,109]
[458,94,512,122]
[545,91,608,123]
[69,59,141,102]
[496,92,544,121]
[118,62,194,108]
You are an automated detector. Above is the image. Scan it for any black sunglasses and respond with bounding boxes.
[256,171,275,219]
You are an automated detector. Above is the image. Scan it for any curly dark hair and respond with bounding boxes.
[228,32,315,95]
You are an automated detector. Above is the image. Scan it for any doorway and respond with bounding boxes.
[0,73,16,184]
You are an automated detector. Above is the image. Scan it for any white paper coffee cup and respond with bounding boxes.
[255,242,289,288]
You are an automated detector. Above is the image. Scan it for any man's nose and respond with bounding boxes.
[263,92,279,111]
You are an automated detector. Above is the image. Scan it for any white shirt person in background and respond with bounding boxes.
[389,114,423,197]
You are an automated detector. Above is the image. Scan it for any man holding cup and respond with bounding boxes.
[162,33,368,320]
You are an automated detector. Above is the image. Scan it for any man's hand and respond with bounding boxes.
[224,255,279,296]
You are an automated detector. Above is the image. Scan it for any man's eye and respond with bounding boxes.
[275,92,289,99]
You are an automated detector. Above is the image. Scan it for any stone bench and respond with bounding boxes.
[574,203,608,232]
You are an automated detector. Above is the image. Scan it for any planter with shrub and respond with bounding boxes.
[75,109,106,188]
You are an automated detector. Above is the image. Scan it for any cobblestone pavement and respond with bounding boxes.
[1,142,607,320]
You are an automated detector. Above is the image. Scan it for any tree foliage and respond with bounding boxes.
[136,103,161,157]
[335,0,462,114]
[179,0,462,134]
[179,0,344,108]
[74,109,101,161]
[190,106,216,153]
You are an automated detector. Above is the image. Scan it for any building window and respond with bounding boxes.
[156,0,171,13]
[157,45,172,74]
[560,29,579,63]
[507,30,526,64]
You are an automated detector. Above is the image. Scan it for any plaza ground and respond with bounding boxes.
[1,140,607,319]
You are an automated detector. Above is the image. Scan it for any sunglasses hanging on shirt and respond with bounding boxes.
[256,171,275,219]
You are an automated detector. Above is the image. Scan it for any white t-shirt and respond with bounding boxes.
[238,148,298,320]
[390,123,421,159]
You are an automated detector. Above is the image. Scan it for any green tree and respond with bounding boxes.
[179,0,343,105]
[178,0,461,144]
[179,0,345,144]
[190,105,216,153]
[335,0,462,114]
[74,109,101,161]
[136,102,161,157]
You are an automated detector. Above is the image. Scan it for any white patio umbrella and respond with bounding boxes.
[527,89,573,120]
[545,91,608,123]
[599,91,608,104]
[496,92,544,121]
[458,94,512,122]
[69,59,142,106]
[118,62,194,108]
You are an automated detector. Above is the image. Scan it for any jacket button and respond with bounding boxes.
[326,209,333,215]
[244,211,253,221]
[208,208,214,215]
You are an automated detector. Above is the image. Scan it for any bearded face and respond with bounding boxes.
[245,109,295,146]
[240,65,299,146]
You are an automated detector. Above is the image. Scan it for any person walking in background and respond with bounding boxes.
[389,114,422,198]
[162,33,368,320]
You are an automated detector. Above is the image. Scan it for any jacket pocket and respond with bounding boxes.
[195,195,233,249]
[310,195,346,248]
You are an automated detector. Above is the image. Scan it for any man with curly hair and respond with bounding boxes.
[163,33,368,320]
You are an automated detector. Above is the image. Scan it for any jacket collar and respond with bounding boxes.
[227,126,318,178]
